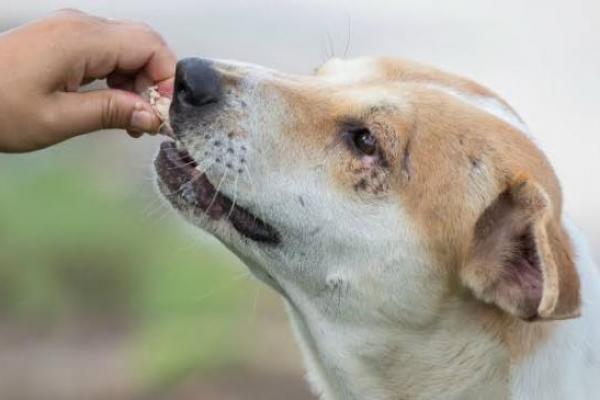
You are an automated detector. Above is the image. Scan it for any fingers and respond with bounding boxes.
[79,17,177,91]
[108,73,174,100]
[49,12,175,141]
[49,10,176,95]
[47,89,162,142]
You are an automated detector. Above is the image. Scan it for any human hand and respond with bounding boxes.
[0,10,176,152]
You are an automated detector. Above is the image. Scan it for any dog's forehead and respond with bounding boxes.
[316,57,528,134]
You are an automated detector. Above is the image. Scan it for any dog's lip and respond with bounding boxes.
[154,141,281,245]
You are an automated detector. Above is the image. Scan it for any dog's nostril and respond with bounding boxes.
[175,80,192,104]
[174,58,221,108]
[176,80,187,96]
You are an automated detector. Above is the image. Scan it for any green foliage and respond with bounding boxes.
[0,153,256,391]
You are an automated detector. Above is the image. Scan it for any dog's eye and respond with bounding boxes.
[351,128,377,156]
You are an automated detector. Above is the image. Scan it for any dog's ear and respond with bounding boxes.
[462,178,581,321]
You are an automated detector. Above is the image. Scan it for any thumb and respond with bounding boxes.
[51,89,161,139]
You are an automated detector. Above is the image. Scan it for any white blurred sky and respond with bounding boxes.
[2,0,599,255]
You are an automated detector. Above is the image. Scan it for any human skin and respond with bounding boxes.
[0,9,176,152]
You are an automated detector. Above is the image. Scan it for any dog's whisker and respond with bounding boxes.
[194,159,217,177]
[326,31,335,59]
[202,170,228,219]
[337,283,344,318]
[187,270,250,305]
[162,160,215,198]
[144,270,251,311]
[320,36,331,64]
[165,158,198,170]
[148,202,175,225]
[242,164,271,223]
[343,14,352,58]
[142,193,172,219]
[247,284,261,325]
[143,201,167,220]
[227,173,240,219]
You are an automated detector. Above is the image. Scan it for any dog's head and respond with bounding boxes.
[155,57,580,328]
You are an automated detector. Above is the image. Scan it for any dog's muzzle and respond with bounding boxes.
[154,58,281,245]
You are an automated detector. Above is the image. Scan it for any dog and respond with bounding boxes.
[154,57,600,400]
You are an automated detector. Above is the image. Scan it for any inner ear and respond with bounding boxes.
[500,227,544,319]
[462,180,581,321]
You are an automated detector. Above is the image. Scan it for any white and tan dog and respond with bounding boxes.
[154,57,600,400]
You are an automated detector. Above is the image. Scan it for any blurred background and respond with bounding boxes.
[1,1,598,399]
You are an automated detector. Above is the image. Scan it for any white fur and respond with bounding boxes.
[425,83,531,135]
[318,57,381,84]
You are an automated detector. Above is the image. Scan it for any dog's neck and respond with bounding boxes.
[287,292,510,400]
[285,225,600,400]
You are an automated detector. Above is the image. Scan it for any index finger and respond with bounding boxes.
[81,18,177,87]
[145,39,177,83]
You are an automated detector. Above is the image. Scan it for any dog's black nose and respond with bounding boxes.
[174,58,221,108]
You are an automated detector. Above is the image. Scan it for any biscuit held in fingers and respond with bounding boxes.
[143,82,174,137]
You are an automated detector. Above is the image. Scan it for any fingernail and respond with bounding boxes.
[157,80,175,98]
[127,129,144,139]
[130,109,155,132]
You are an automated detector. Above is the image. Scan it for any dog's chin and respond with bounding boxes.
[154,140,281,245]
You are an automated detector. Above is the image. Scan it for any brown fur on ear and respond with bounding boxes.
[462,179,581,321]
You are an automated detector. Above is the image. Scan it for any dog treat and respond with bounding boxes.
[144,86,173,136]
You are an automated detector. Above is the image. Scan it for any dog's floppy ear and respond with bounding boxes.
[463,177,581,321]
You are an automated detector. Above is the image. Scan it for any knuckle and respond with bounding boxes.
[133,21,164,42]
[37,103,59,133]
[133,21,153,32]
[54,8,85,17]
[34,106,62,147]
[54,8,88,23]
[100,94,118,129]
[52,9,96,31]
[100,93,129,130]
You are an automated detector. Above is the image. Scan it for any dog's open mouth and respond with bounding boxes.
[155,141,280,245]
